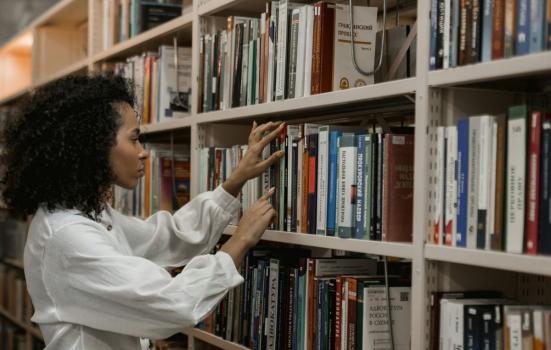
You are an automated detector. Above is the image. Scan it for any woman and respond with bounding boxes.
[1,75,285,349]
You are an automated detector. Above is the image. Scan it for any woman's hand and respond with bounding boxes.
[222,121,285,197]
[220,188,277,267]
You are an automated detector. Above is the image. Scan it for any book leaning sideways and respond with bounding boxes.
[333,4,377,90]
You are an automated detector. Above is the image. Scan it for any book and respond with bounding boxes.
[526,111,542,254]
[505,105,528,254]
[157,45,192,121]
[445,126,458,246]
[332,4,377,90]
[336,133,358,238]
[311,1,336,94]
[504,0,517,57]
[456,119,469,247]
[492,0,506,59]
[540,114,551,254]
[382,133,415,242]
[515,0,530,55]
[491,114,507,251]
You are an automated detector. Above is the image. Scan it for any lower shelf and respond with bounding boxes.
[425,244,551,277]
[183,328,248,350]
[223,225,414,259]
[0,307,42,340]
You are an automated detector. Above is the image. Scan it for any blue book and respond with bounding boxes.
[296,259,306,350]
[327,131,342,236]
[355,134,367,239]
[456,119,469,247]
[481,0,493,61]
[515,0,531,55]
[529,0,546,52]
[539,117,551,254]
[430,0,439,69]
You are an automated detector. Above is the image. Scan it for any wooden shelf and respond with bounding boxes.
[428,51,551,87]
[196,78,416,124]
[2,258,24,270]
[92,13,194,64]
[197,0,267,16]
[223,225,414,259]
[33,57,90,89]
[184,328,248,350]
[140,116,195,135]
[0,307,42,340]
[30,0,88,27]
[0,87,30,106]
[425,245,551,277]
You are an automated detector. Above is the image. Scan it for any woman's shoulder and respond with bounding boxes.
[33,205,102,235]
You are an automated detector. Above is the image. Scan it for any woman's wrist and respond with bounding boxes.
[222,170,247,198]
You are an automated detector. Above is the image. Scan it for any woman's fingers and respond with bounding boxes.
[260,186,276,201]
[257,122,286,150]
[256,151,284,172]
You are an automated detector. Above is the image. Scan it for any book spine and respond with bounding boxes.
[304,6,314,96]
[451,0,461,67]
[355,134,366,239]
[259,12,267,104]
[319,3,335,93]
[363,135,373,239]
[467,117,480,249]
[526,111,542,254]
[456,119,469,247]
[240,21,250,107]
[302,134,310,233]
[481,0,493,61]
[311,3,322,94]
[317,127,329,235]
[444,0,452,68]
[431,0,440,69]
[539,116,551,254]
[470,0,482,63]
[505,105,527,254]
[486,119,498,250]
[275,0,289,100]
[476,117,492,249]
[435,127,446,244]
[492,0,505,58]
[287,10,300,99]
[375,133,384,240]
[529,0,545,52]
[445,126,458,246]
[308,134,318,234]
[515,0,530,55]
[438,0,446,67]
[336,133,357,238]
[267,2,279,103]
[459,0,469,64]
[504,0,517,57]
[492,114,506,251]
[327,131,340,236]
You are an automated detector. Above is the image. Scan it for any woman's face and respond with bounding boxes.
[110,103,148,189]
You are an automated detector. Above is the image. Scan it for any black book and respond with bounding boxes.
[232,23,244,108]
[539,116,551,254]
[307,133,318,234]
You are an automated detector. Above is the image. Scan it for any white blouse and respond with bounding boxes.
[24,186,244,350]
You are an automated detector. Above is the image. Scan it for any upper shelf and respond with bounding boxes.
[31,0,88,27]
[92,13,194,64]
[196,78,416,124]
[428,51,551,88]
[33,57,89,89]
[224,225,415,259]
[425,245,551,277]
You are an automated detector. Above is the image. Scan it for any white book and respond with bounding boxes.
[439,298,451,350]
[486,118,498,250]
[505,107,527,253]
[158,46,192,122]
[226,18,236,108]
[103,0,111,50]
[303,5,314,97]
[477,115,494,249]
[507,312,522,350]
[218,30,228,110]
[333,4,377,90]
[467,116,481,249]
[240,21,250,106]
[364,286,411,350]
[435,126,445,245]
[266,2,280,102]
[443,0,451,68]
[444,126,457,246]
[247,19,258,106]
[341,279,349,350]
[294,6,308,99]
[275,1,303,100]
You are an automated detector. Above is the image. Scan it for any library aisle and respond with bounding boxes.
[1,0,550,349]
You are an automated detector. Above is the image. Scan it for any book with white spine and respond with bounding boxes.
[303,5,314,97]
[444,126,457,246]
[434,126,445,245]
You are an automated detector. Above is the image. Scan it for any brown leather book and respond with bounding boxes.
[492,0,505,59]
[491,114,506,250]
[382,133,414,242]
[311,2,322,94]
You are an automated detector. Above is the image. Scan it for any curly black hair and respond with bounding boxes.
[1,74,135,219]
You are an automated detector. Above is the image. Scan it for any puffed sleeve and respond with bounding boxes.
[42,221,244,340]
[110,185,240,267]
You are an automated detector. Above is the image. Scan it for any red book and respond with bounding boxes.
[346,277,358,350]
[526,111,542,254]
[318,2,335,94]
[382,133,415,242]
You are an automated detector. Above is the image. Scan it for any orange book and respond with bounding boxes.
[142,55,152,124]
[144,157,152,217]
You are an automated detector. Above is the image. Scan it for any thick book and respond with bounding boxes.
[456,119,469,247]
[266,2,279,103]
[476,116,495,249]
[308,132,319,234]
[445,126,458,246]
[505,105,528,254]
[382,133,414,242]
[435,126,446,245]
[311,1,336,94]
[332,4,377,90]
[529,0,546,52]
[287,9,300,99]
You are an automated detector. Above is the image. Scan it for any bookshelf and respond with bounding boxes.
[0,0,550,349]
